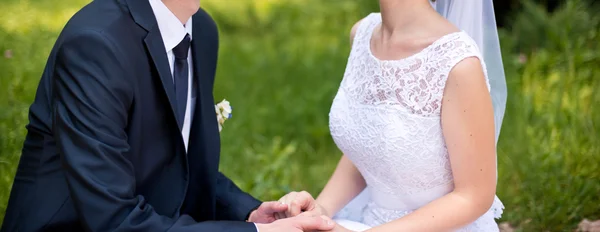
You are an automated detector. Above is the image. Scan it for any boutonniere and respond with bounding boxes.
[215,99,232,132]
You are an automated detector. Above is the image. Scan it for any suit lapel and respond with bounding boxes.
[184,11,222,219]
[188,9,222,171]
[189,13,219,147]
[127,0,183,131]
[144,32,183,131]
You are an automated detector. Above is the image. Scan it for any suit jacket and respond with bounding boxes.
[1,0,261,231]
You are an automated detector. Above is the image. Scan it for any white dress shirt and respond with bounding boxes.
[148,1,259,231]
[148,0,195,151]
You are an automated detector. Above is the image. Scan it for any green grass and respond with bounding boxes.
[1,0,599,230]
[0,0,91,227]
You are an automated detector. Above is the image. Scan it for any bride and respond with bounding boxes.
[278,0,508,231]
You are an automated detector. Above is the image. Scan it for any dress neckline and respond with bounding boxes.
[366,17,465,63]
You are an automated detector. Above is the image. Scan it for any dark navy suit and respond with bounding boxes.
[1,0,261,231]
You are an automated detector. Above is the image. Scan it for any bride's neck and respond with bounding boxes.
[378,0,435,35]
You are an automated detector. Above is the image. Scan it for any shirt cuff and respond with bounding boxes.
[253,223,259,232]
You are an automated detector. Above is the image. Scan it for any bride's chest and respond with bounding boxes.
[328,51,450,153]
[339,54,448,118]
[329,90,444,151]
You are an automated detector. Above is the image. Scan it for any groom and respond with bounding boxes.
[1,0,333,231]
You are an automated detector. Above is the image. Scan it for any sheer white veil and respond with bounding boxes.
[333,0,507,222]
[433,0,507,144]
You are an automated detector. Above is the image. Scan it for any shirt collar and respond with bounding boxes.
[148,0,193,52]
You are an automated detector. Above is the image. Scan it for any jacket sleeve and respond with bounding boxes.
[52,29,256,232]
[215,172,262,221]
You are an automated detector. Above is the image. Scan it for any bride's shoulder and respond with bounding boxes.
[350,12,380,44]
[433,31,483,58]
[438,32,491,91]
[456,32,481,48]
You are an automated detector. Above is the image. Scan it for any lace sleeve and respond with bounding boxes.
[350,13,378,51]
[439,37,492,92]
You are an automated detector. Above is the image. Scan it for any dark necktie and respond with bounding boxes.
[172,34,191,130]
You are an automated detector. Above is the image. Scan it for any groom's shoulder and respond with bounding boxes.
[59,0,137,41]
[193,8,219,36]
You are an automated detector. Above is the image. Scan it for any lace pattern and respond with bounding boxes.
[329,13,502,231]
[341,13,490,118]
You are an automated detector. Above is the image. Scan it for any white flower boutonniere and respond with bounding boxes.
[215,99,232,132]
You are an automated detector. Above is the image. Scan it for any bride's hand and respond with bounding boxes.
[332,223,356,232]
[319,221,356,232]
[276,191,329,219]
[290,212,355,232]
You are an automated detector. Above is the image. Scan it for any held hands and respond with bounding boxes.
[247,201,289,223]
[276,191,329,219]
[248,200,335,231]
[248,191,355,231]
[255,214,335,232]
[275,191,357,232]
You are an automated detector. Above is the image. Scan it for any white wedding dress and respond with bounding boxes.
[328,13,504,231]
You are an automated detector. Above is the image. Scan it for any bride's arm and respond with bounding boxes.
[316,155,366,217]
[365,57,498,232]
[278,155,366,219]
[277,155,366,220]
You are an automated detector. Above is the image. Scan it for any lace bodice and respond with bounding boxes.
[329,13,503,231]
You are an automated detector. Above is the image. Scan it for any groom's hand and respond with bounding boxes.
[255,214,335,232]
[247,201,288,223]
[277,191,328,218]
